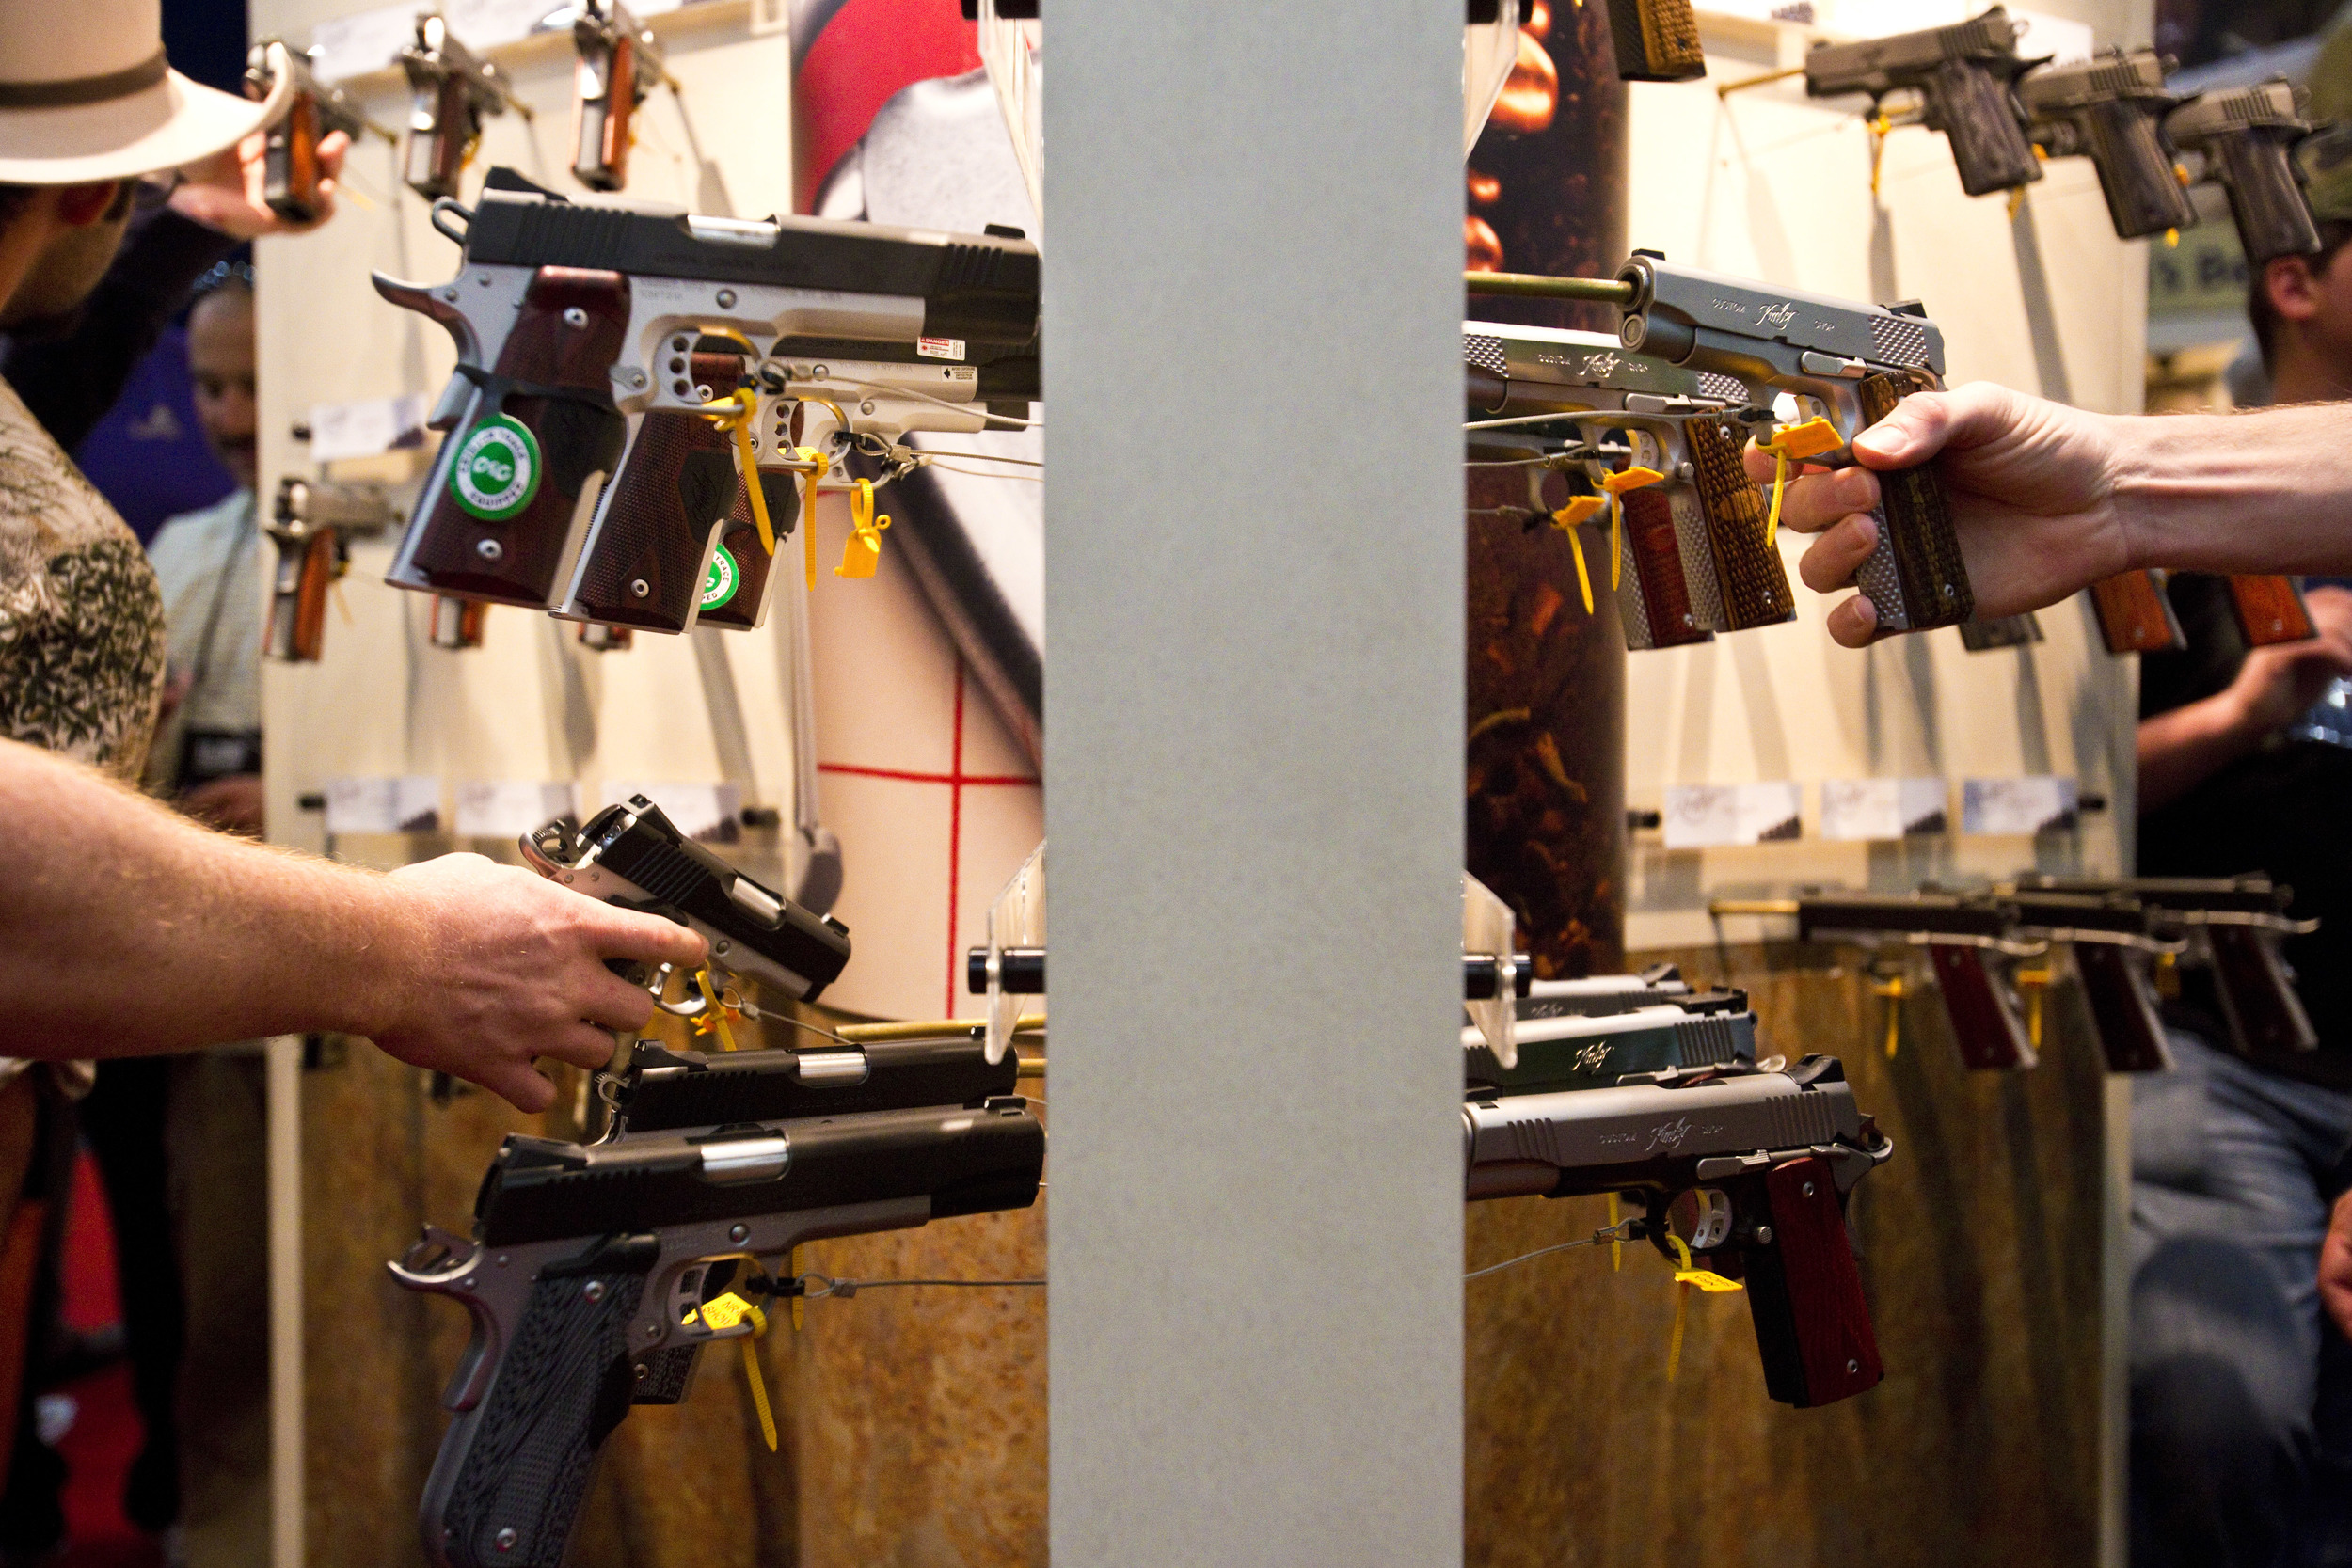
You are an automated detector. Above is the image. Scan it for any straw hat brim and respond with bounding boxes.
[0,59,293,186]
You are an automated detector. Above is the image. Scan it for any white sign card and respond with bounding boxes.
[324,776,441,835]
[306,6,421,85]
[1962,776,2080,836]
[598,782,744,844]
[1662,782,1804,849]
[307,394,430,465]
[1820,778,1948,841]
[454,781,580,839]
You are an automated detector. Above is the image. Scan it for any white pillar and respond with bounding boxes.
[1045,3,1466,1561]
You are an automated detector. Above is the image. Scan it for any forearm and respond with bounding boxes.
[2137,697,2257,816]
[2117,404,2352,578]
[0,739,411,1053]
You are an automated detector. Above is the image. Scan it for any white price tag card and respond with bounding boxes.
[444,0,564,47]
[1662,782,1803,849]
[324,776,441,834]
[1962,776,2080,836]
[599,782,744,844]
[454,782,580,839]
[307,5,419,84]
[308,394,429,464]
[1820,778,1948,841]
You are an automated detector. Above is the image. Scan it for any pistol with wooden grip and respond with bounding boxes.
[2020,50,2196,241]
[1790,892,2041,1070]
[2166,81,2323,266]
[1613,252,1973,634]
[1804,6,2045,198]
[1464,321,1788,647]
[2225,575,2315,646]
[397,174,1042,633]
[2020,874,2320,1061]
[1465,1056,1894,1407]
[569,0,670,192]
[398,16,530,202]
[2001,888,2184,1073]
[244,40,395,224]
[389,1101,1043,1568]
[266,477,401,662]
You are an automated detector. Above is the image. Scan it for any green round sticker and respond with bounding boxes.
[449,414,542,521]
[700,542,739,610]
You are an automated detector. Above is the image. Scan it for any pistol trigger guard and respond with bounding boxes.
[387,1227,503,1412]
[429,197,474,245]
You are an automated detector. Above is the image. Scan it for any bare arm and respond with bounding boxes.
[2137,585,2352,814]
[1754,387,2352,647]
[0,737,705,1111]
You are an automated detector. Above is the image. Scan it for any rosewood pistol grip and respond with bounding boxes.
[2069,941,2174,1073]
[1740,1155,1883,1408]
[2208,924,2320,1056]
[2089,570,2186,654]
[1684,413,1794,630]
[396,267,628,606]
[269,529,338,663]
[1929,942,2037,1070]
[572,33,633,191]
[562,410,738,632]
[1621,486,1709,647]
[263,92,328,222]
[1605,0,1706,83]
[1858,370,1974,631]
[2226,575,2315,646]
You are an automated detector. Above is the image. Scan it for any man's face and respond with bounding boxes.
[0,182,134,331]
[187,287,258,491]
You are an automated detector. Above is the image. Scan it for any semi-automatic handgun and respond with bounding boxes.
[1466,321,1791,645]
[1765,891,2041,1070]
[2165,80,2323,266]
[569,0,672,192]
[2016,873,2319,1060]
[398,16,532,202]
[1804,7,2044,198]
[2019,49,2196,241]
[522,794,850,1006]
[266,477,403,662]
[1611,254,1975,633]
[598,1036,1019,1140]
[390,1099,1042,1568]
[2000,885,2181,1072]
[1463,983,1759,1096]
[1466,1055,1893,1406]
[244,40,396,224]
[373,171,1040,634]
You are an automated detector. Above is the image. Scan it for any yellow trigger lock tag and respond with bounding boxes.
[1871,972,1905,1059]
[837,479,891,578]
[699,1292,777,1452]
[1665,1235,1693,1383]
[1598,467,1661,594]
[1606,1192,1623,1273]
[1756,418,1840,547]
[1550,495,1605,614]
[1867,110,1892,198]
[2017,963,2052,1050]
[692,966,740,1052]
[793,447,825,590]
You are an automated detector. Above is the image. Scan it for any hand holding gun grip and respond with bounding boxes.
[1683,414,1793,628]
[2089,570,2186,654]
[1857,369,1973,631]
[2225,575,2315,647]
[1606,0,1706,84]
[1745,1155,1884,1407]
[393,267,628,606]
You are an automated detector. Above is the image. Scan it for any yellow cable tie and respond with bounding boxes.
[1756,418,1839,547]
[2018,965,2050,1051]
[1607,1192,1623,1273]
[695,1291,777,1450]
[1871,974,1904,1058]
[837,478,892,578]
[2165,227,2180,248]
[1565,520,1594,614]
[1551,498,1605,612]
[794,446,824,591]
[692,966,740,1052]
[1599,468,1662,591]
[1665,1233,1692,1383]
[704,387,778,558]
[1868,111,1892,198]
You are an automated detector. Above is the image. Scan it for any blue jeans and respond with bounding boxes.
[2133,1031,2352,1568]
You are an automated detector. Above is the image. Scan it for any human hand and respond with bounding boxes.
[2220,585,2352,739]
[360,853,707,1112]
[1748,383,2134,648]
[2323,1190,2352,1341]
[179,773,264,838]
[169,128,351,239]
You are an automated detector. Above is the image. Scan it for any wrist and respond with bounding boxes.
[323,868,428,1041]
[2104,412,2166,576]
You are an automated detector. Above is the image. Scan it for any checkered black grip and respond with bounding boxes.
[1860,371,1972,629]
[1685,416,1794,630]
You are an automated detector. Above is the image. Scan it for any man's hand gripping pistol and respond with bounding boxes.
[1466,1055,1895,1407]
[389,1098,1043,1567]
[521,795,850,1069]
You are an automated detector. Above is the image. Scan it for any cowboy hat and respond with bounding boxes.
[0,0,293,185]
